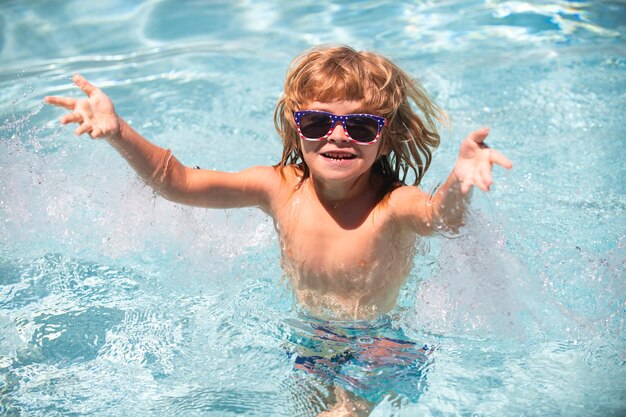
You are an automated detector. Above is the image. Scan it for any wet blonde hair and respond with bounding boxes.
[274,45,446,188]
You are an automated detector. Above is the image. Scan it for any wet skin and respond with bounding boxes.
[44,75,513,321]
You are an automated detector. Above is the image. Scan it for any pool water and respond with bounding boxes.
[1,0,625,415]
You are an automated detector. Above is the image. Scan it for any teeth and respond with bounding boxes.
[323,152,355,160]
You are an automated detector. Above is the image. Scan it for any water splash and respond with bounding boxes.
[411,209,624,362]
[413,212,538,340]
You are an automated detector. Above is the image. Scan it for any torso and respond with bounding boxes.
[267,167,417,320]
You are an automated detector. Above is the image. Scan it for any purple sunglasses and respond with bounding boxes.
[294,110,386,145]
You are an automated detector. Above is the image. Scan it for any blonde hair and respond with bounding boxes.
[274,45,446,188]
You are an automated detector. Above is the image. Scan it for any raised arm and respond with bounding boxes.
[391,128,512,234]
[44,74,275,210]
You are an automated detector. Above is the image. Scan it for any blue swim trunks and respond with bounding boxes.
[285,315,432,403]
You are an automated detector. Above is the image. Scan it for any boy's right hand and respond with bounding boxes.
[44,74,120,140]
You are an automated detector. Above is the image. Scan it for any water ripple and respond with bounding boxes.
[1,0,625,415]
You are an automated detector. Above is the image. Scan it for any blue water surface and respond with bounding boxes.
[1,1,625,416]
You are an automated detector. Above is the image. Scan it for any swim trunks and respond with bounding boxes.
[285,315,431,403]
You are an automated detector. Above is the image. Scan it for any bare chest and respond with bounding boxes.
[274,197,415,291]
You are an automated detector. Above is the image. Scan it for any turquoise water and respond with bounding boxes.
[1,0,625,415]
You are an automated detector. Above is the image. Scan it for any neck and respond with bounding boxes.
[306,171,383,229]
[307,171,381,210]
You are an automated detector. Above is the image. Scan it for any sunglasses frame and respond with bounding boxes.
[294,110,386,145]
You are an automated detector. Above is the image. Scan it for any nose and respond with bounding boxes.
[327,121,349,143]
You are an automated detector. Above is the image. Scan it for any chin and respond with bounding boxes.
[313,167,371,184]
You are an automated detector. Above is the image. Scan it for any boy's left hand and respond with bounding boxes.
[453,128,512,193]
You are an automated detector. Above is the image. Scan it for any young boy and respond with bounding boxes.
[45,45,511,414]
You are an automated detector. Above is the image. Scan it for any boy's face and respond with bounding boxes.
[299,99,383,185]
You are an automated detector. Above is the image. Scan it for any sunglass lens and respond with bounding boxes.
[346,116,379,143]
[299,113,333,139]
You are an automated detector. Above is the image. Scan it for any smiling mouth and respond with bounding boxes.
[321,152,357,160]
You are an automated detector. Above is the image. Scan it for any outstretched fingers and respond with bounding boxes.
[73,74,98,97]
[489,149,513,169]
[456,128,513,194]
[468,127,490,145]
[461,174,474,194]
[60,112,83,125]
[479,164,493,191]
[75,122,92,137]
[43,75,114,139]
[43,74,98,108]
[44,95,76,110]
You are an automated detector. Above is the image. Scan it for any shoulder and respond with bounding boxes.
[384,184,432,234]
[241,165,280,179]
[239,164,304,187]
[243,164,303,209]
[274,164,304,183]
[233,165,276,187]
[257,164,303,191]
[387,183,428,206]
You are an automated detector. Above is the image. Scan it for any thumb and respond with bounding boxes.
[467,127,490,145]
